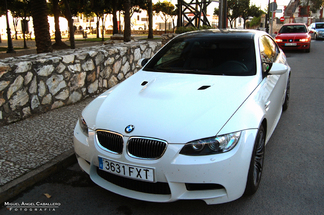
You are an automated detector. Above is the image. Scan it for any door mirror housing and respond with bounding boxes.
[267,63,289,75]
[139,58,150,67]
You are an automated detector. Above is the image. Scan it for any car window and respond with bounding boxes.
[259,35,278,63]
[279,25,307,33]
[144,37,256,76]
[156,41,187,66]
[315,23,324,29]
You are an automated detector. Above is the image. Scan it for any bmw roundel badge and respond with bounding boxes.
[125,125,135,133]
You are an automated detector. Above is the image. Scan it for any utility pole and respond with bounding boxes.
[266,0,270,33]
[218,0,227,29]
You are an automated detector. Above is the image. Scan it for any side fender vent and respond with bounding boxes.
[141,81,148,86]
[198,85,211,90]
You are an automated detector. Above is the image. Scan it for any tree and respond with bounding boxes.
[62,0,75,49]
[6,0,32,48]
[153,1,175,33]
[120,0,146,42]
[88,0,112,39]
[244,5,263,28]
[50,0,69,49]
[124,0,131,42]
[112,0,119,35]
[147,0,153,39]
[214,0,263,29]
[31,0,53,53]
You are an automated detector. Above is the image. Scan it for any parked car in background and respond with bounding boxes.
[308,22,324,40]
[74,29,291,205]
[274,23,311,53]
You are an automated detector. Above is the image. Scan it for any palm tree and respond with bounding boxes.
[52,0,69,49]
[31,0,53,53]
[124,0,131,42]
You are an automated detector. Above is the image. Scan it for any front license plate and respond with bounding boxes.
[98,157,155,182]
[285,43,297,46]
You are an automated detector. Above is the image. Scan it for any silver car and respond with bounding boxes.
[308,22,324,40]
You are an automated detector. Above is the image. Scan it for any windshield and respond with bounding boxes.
[315,23,324,29]
[143,36,256,76]
[279,25,307,33]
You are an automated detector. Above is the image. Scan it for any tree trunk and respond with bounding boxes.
[148,0,153,39]
[53,0,62,44]
[112,1,118,34]
[22,17,28,49]
[62,0,75,49]
[31,0,53,53]
[96,15,100,38]
[124,0,131,42]
[102,16,105,41]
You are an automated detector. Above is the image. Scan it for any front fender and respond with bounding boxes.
[217,83,266,136]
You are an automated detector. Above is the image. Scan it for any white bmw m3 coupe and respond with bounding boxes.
[73,29,291,204]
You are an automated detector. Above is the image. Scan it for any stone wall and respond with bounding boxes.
[0,40,162,126]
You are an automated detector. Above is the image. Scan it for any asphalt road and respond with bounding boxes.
[1,40,324,215]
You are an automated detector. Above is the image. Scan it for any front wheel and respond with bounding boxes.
[244,125,265,196]
[283,76,290,111]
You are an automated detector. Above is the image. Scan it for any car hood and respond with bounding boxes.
[276,33,309,39]
[93,71,259,143]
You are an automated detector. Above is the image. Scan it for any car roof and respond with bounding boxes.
[282,23,306,26]
[176,29,262,40]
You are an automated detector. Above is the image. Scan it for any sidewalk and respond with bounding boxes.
[0,34,162,204]
[0,96,94,204]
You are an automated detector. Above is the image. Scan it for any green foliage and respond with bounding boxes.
[175,26,197,34]
[153,1,175,16]
[175,25,212,34]
[246,16,261,28]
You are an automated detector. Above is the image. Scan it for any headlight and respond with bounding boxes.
[274,38,282,43]
[79,115,89,137]
[299,38,309,42]
[180,131,241,156]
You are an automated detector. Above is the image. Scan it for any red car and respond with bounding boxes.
[274,23,311,53]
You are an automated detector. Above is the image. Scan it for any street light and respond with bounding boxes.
[5,0,15,53]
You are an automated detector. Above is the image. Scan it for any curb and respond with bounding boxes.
[0,149,76,204]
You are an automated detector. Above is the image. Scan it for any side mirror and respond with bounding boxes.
[268,63,288,75]
[309,30,314,34]
[139,58,150,67]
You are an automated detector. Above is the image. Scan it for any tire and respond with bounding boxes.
[315,33,318,40]
[244,125,265,196]
[282,76,290,111]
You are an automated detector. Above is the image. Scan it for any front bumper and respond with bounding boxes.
[316,32,324,39]
[277,42,310,50]
[73,123,258,205]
